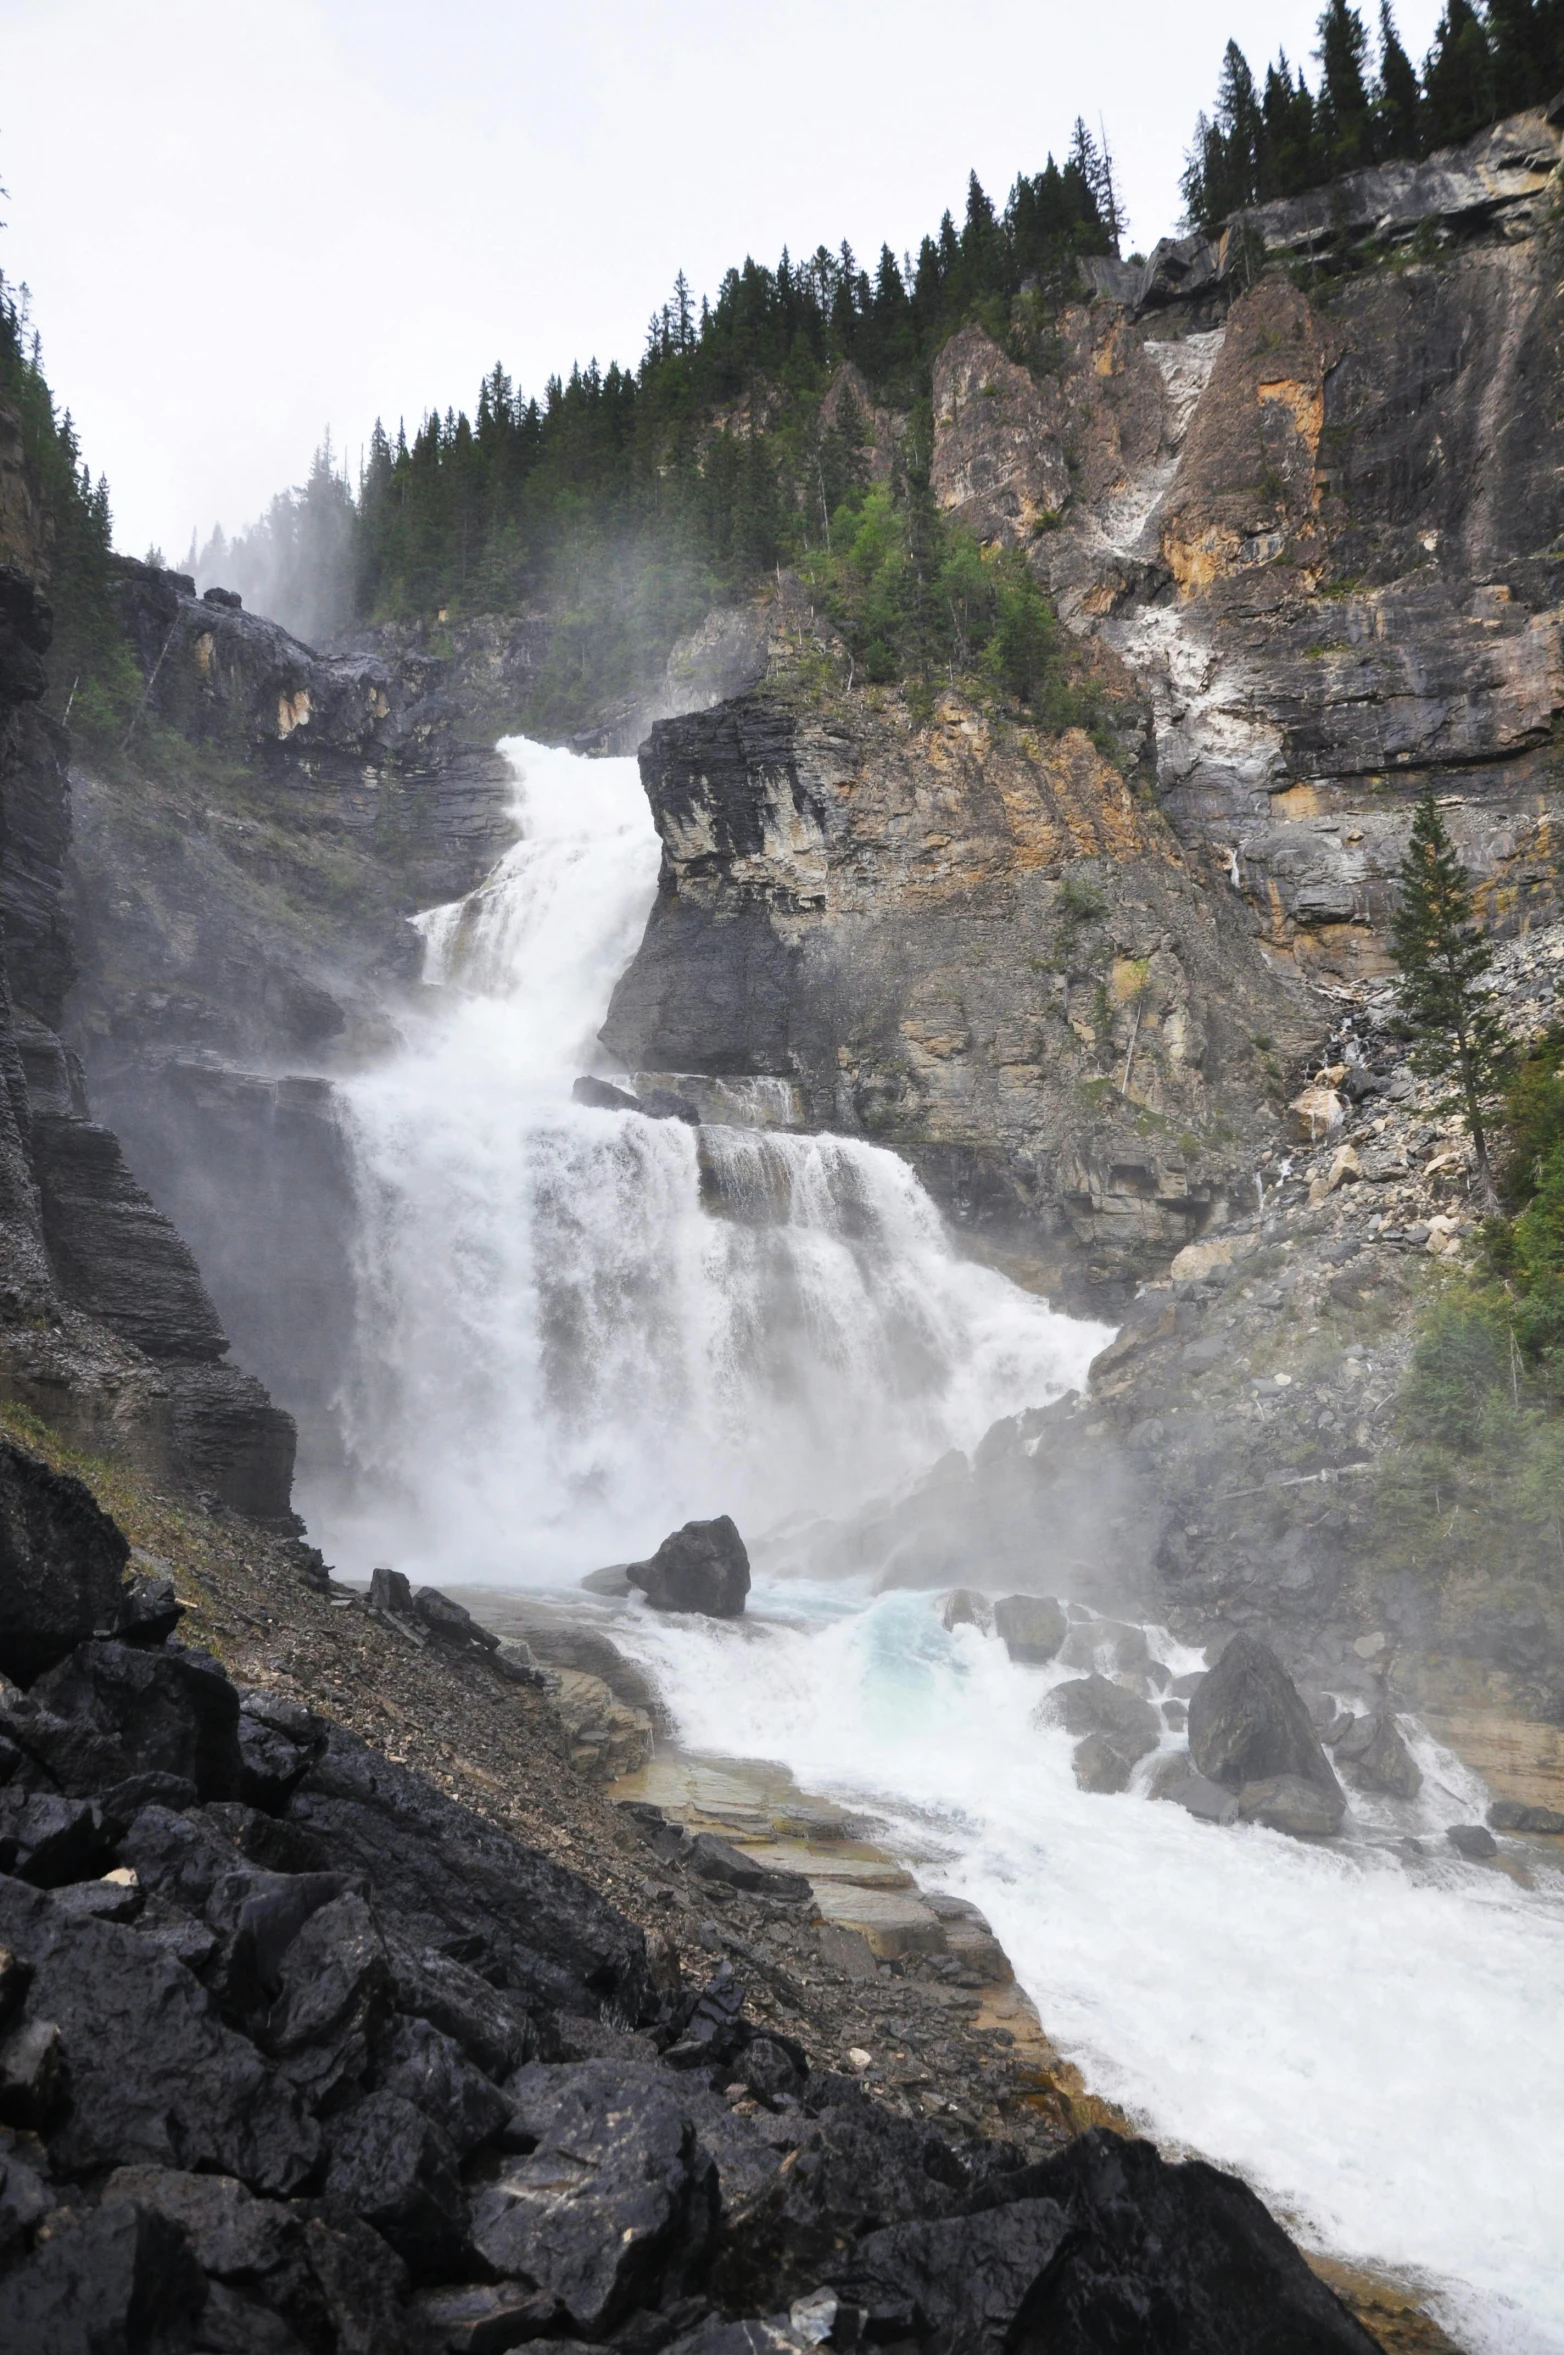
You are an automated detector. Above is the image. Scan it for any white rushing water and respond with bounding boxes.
[308,737,1102,1579]
[618,1585,1564,2355]
[311,731,1564,2352]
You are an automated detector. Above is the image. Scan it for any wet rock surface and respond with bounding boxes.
[1188,1635,1344,1809]
[629,1516,752,1619]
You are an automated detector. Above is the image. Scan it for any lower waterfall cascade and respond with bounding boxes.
[305,735,1564,2355]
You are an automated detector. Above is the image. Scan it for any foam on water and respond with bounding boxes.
[305,736,1102,1580]
[618,1586,1564,2354]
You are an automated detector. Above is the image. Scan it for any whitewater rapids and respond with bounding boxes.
[306,734,1564,2354]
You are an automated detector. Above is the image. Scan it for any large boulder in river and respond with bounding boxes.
[1330,1709,1422,1799]
[1037,1674,1159,1792]
[1236,1775,1344,1838]
[628,1516,750,1618]
[1188,1635,1344,1815]
[0,1441,129,1684]
[993,1595,1066,1663]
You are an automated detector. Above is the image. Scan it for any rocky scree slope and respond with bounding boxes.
[0,1425,1398,2354]
[0,485,295,1523]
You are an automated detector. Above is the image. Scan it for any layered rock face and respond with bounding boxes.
[0,433,295,1521]
[602,679,1307,1293]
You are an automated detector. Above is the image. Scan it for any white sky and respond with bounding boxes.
[3,0,1447,559]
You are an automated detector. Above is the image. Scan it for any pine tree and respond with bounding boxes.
[1390,788,1509,1188]
[1315,0,1376,171]
[1262,54,1319,194]
[1423,0,1495,144]
[1374,0,1425,156]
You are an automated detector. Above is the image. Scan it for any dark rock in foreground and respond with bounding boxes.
[0,1441,129,1684]
[0,1463,1379,2351]
[1189,1635,1345,1832]
[629,1516,751,1618]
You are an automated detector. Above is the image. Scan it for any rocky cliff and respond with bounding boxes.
[602,105,1564,1296]
[0,434,295,1521]
[602,677,1308,1297]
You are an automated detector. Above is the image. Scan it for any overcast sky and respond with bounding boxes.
[4,0,1447,559]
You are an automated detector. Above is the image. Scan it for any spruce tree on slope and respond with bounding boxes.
[1374,0,1425,156]
[1423,0,1496,145]
[1390,788,1508,1192]
[1315,0,1376,171]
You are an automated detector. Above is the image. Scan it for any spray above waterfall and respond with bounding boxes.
[306,737,1105,1584]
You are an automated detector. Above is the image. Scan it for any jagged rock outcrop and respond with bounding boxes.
[603,682,1308,1292]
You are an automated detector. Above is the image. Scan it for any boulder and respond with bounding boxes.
[1037,1674,1159,1756]
[0,2200,206,2354]
[0,1441,129,1685]
[572,1075,641,1113]
[1331,1710,1422,1800]
[474,2062,717,2334]
[0,1878,320,2191]
[992,1595,1066,1663]
[413,2280,562,2354]
[1038,1675,1160,1796]
[1236,1775,1345,1838]
[1072,1731,1144,1794]
[837,2196,1072,2351]
[940,1588,993,1634]
[115,1570,183,1647]
[376,2016,512,2160]
[1188,1635,1344,1813]
[325,2089,471,2280]
[1150,1757,1240,1825]
[368,1566,413,1616]
[1057,1617,1151,1680]
[411,1586,500,1652]
[288,1725,654,2025]
[28,1639,243,1802]
[684,1833,811,1903]
[628,1516,750,1618]
[1009,2128,1377,2352]
[1488,1798,1564,1834]
[1447,1822,1499,1860]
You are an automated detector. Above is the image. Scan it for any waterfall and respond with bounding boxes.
[304,737,1105,1581]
